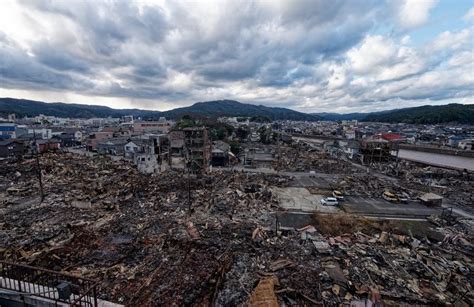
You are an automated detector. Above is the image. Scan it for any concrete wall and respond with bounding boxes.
[398,144,474,158]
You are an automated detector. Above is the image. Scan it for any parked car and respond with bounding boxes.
[332,190,344,200]
[383,191,399,203]
[320,197,339,206]
[396,194,408,203]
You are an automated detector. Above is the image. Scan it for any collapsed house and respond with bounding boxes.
[243,147,274,169]
[211,140,230,167]
[97,138,129,156]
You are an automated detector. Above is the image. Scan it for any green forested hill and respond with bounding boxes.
[0,98,319,121]
[364,104,474,124]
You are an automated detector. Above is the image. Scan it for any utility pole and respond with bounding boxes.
[187,162,191,213]
[395,143,400,176]
[277,125,281,173]
[186,146,191,213]
[33,131,44,202]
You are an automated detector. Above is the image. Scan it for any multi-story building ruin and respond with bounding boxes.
[183,127,211,171]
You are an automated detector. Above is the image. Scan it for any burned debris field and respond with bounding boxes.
[1,152,473,306]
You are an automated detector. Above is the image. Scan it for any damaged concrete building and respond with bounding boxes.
[169,130,185,169]
[183,127,211,171]
[359,137,391,163]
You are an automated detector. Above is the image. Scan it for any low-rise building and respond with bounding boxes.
[97,138,129,156]
[86,131,114,151]
[211,141,230,167]
[447,135,464,147]
[133,118,173,134]
[28,128,52,140]
[54,133,78,147]
[0,123,17,139]
[243,147,274,169]
[36,139,61,153]
[0,140,25,158]
[124,139,154,158]
[134,152,160,174]
[102,126,131,138]
[343,140,360,159]
[458,139,473,150]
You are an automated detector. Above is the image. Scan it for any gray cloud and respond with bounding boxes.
[0,36,92,91]
[0,0,472,112]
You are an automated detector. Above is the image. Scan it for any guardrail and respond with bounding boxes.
[0,261,98,306]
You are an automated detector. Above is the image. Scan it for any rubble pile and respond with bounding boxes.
[335,173,419,200]
[1,153,302,305]
[275,146,355,173]
[1,152,472,305]
[404,164,473,213]
[365,160,473,213]
[318,226,473,305]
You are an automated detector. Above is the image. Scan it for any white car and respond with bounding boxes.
[320,197,339,206]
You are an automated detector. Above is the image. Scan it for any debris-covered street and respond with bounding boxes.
[1,152,473,305]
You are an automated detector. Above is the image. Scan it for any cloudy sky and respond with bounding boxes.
[0,0,473,113]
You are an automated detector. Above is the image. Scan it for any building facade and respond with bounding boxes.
[183,127,211,171]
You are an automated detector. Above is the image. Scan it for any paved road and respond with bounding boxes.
[343,196,442,217]
[442,204,474,219]
[273,187,338,213]
[216,166,342,179]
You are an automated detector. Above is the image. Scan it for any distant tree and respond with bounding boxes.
[258,126,272,144]
[209,125,227,140]
[203,120,234,141]
[229,140,241,155]
[174,115,202,129]
[236,126,249,140]
[250,115,272,123]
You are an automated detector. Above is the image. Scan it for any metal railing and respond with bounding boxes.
[0,261,98,306]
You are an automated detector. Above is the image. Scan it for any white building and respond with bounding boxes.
[458,139,474,150]
[134,153,160,174]
[28,128,52,139]
[124,141,141,158]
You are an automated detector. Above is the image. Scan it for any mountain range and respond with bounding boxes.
[0,98,318,121]
[315,104,474,124]
[0,97,472,124]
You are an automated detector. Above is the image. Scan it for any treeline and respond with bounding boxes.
[365,104,474,124]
